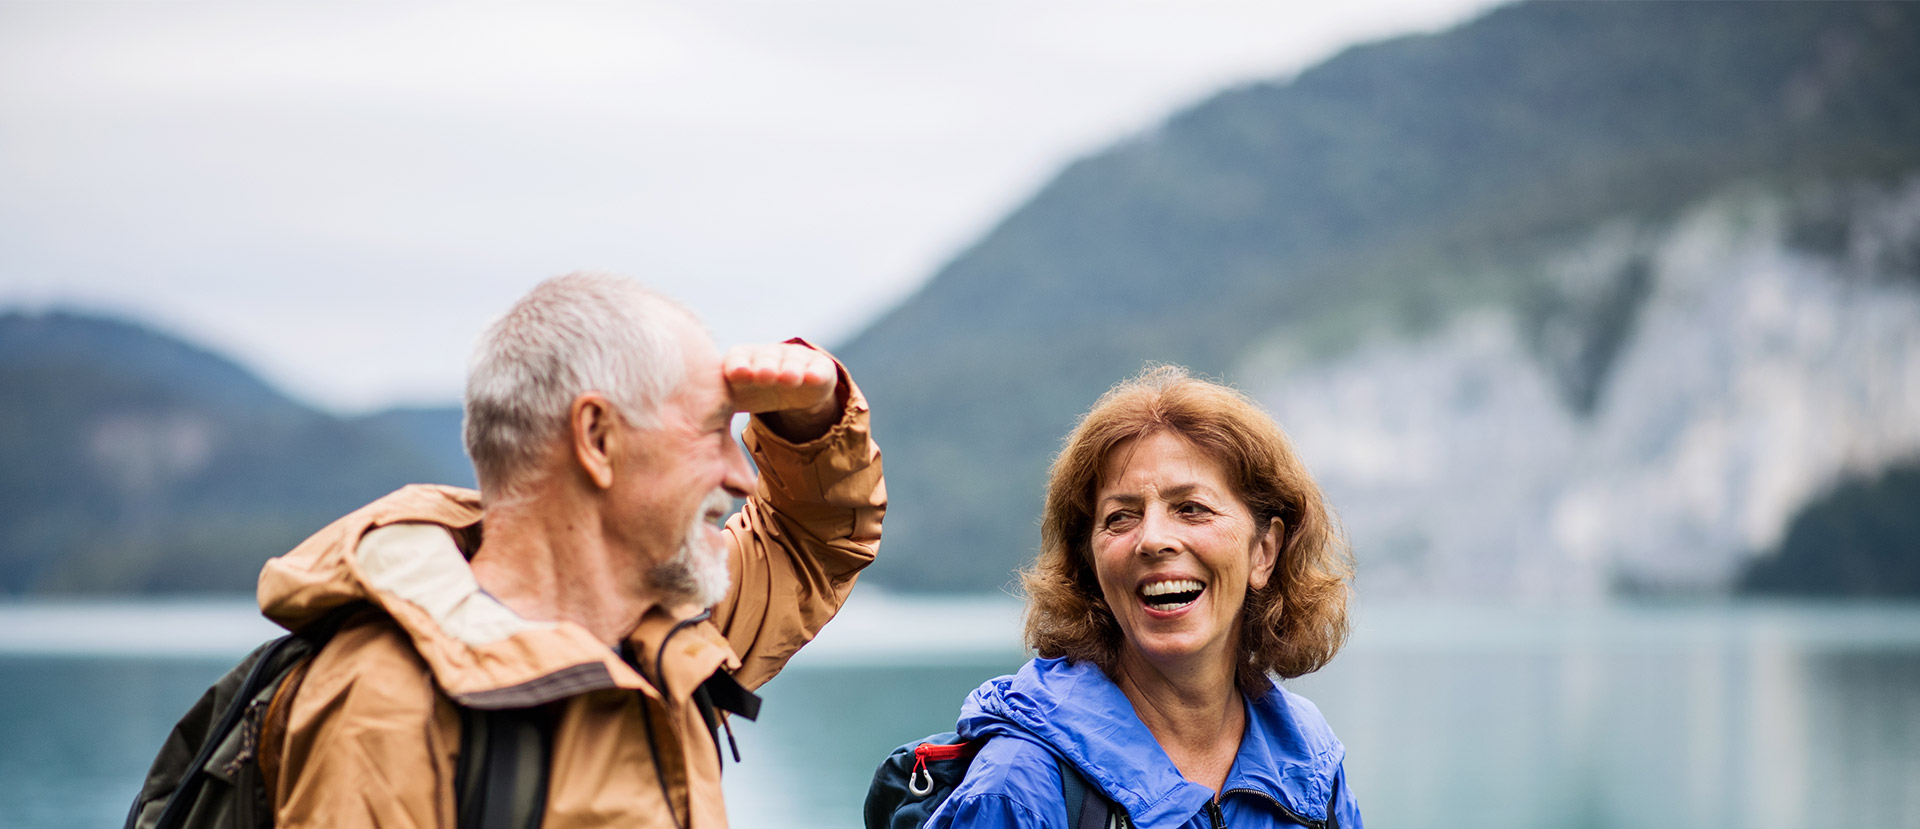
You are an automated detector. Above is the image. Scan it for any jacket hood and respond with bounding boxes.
[257,484,738,710]
[956,657,1345,827]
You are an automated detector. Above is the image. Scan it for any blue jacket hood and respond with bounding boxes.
[956,657,1346,827]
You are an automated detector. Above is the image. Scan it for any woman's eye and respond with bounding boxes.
[1177,502,1213,517]
[1101,512,1135,531]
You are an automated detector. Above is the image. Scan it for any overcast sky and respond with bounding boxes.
[1,0,1503,413]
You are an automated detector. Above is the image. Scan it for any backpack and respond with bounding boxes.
[123,603,553,829]
[864,732,1130,829]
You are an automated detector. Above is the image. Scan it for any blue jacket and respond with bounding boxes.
[926,657,1361,829]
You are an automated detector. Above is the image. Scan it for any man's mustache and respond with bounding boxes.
[698,489,735,528]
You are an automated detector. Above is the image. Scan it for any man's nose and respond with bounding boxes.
[721,435,755,498]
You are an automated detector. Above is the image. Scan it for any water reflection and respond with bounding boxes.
[1284,604,1920,829]
[2,601,1916,829]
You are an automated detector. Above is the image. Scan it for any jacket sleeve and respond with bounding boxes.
[927,793,1058,829]
[710,348,886,689]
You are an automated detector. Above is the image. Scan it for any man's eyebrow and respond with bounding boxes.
[706,399,734,426]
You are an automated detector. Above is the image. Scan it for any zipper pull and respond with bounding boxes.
[908,740,974,798]
[909,744,936,797]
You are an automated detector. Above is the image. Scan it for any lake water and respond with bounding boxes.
[3,595,1917,828]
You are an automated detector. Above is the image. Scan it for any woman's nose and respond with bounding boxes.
[1134,508,1179,557]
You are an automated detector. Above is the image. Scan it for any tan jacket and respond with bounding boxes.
[255,379,884,829]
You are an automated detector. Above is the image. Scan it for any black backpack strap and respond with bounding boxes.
[692,668,761,766]
[696,669,761,722]
[456,705,554,829]
[1324,772,1342,829]
[1057,758,1121,829]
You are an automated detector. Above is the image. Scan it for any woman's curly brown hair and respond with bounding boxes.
[1021,365,1353,695]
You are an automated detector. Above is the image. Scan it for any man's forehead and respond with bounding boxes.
[668,326,732,423]
[702,392,734,425]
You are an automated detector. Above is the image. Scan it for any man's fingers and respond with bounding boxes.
[751,348,784,383]
[789,350,835,386]
[724,345,782,383]
[807,360,835,385]
[723,344,838,415]
[729,345,833,386]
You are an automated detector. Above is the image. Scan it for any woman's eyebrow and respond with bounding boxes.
[1159,483,1204,500]
[1098,483,1207,506]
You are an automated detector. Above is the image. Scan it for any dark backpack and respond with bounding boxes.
[864,732,1129,829]
[123,604,552,829]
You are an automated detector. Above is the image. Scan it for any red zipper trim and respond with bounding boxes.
[915,741,975,762]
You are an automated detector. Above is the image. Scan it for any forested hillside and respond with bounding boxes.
[6,2,1917,597]
[836,1,1920,594]
[0,311,468,594]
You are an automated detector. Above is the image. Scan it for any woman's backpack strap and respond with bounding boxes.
[1057,759,1127,829]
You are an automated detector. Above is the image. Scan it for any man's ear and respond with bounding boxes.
[570,394,618,490]
[1249,517,1282,591]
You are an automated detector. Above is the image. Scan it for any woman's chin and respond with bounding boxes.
[1122,605,1243,669]
[1121,629,1227,669]
[1120,645,1224,685]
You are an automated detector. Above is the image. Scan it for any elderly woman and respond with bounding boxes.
[928,366,1360,829]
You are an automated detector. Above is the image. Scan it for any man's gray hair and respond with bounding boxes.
[464,272,697,492]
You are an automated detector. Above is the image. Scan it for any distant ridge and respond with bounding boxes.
[836,1,1920,593]
[8,3,1919,597]
[0,309,468,594]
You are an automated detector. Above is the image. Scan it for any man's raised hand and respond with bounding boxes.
[724,343,840,442]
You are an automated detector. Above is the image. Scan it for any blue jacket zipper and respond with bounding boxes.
[1219,788,1327,829]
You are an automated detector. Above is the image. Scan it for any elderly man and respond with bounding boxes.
[251,273,884,827]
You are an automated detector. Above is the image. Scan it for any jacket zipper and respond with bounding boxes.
[638,608,716,829]
[916,741,975,762]
[1207,799,1227,828]
[1220,788,1325,829]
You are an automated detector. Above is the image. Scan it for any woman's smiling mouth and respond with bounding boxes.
[1139,578,1206,611]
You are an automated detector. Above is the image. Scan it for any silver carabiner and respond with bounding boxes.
[908,767,936,797]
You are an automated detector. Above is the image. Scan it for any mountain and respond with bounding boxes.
[1740,459,1920,597]
[1242,181,1920,598]
[0,311,470,594]
[835,1,1920,595]
[9,3,1916,599]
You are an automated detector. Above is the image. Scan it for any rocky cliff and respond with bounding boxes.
[836,1,1920,595]
[1246,180,1920,597]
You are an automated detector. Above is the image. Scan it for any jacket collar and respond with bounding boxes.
[956,657,1343,826]
[258,484,739,710]
[628,604,741,705]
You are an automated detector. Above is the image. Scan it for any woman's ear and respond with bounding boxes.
[1249,517,1282,591]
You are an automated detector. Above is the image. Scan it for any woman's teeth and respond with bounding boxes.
[1140,579,1205,610]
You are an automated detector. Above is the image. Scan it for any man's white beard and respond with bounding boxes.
[649,489,734,608]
